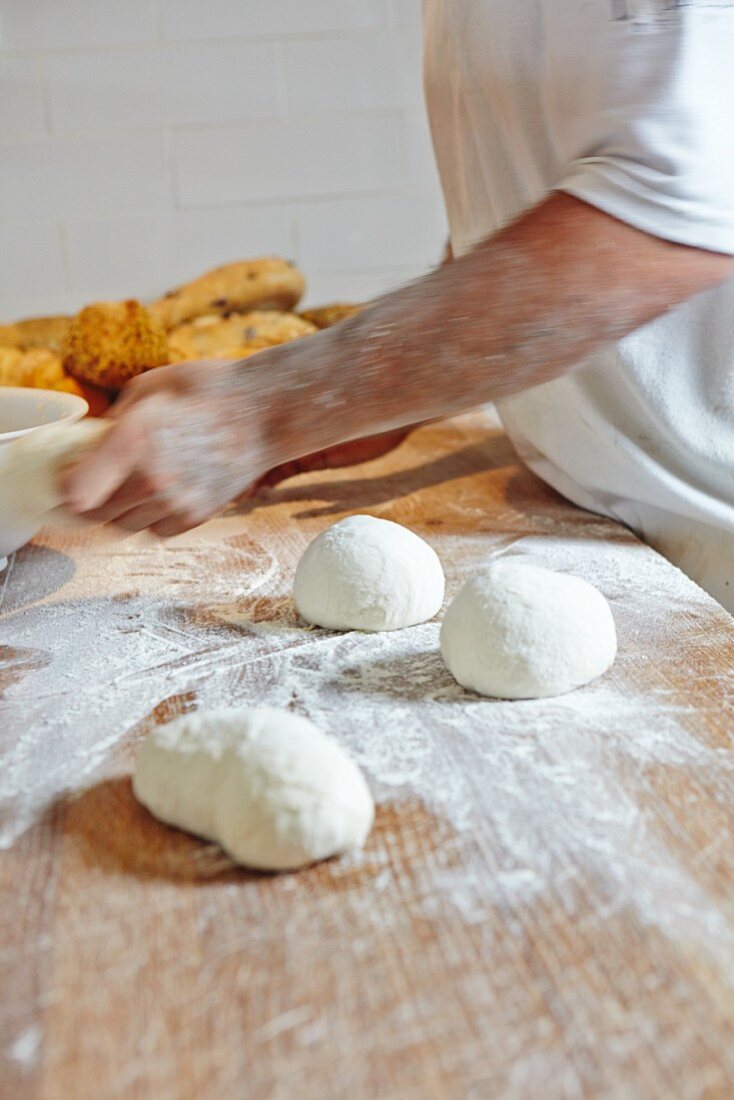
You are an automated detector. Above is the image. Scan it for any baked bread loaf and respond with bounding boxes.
[299,302,363,329]
[20,349,65,389]
[168,310,316,361]
[208,345,270,361]
[0,315,71,353]
[29,357,108,414]
[62,300,169,391]
[0,346,109,414]
[0,347,31,386]
[150,258,305,329]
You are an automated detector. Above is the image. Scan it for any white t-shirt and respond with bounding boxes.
[423,0,734,610]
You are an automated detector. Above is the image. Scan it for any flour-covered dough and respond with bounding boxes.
[133,707,374,871]
[0,419,108,529]
[441,561,617,699]
[294,515,445,632]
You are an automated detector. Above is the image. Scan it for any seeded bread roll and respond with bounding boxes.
[168,310,316,362]
[62,300,169,391]
[150,258,306,329]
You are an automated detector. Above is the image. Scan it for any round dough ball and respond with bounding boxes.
[132,707,374,872]
[294,515,445,632]
[440,561,617,700]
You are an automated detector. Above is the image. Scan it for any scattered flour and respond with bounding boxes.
[1,524,734,976]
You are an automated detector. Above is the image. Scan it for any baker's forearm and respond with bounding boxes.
[63,193,733,535]
[266,192,733,458]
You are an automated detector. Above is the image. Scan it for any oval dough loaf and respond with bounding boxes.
[133,707,374,871]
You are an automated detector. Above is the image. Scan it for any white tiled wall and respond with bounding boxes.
[0,0,446,323]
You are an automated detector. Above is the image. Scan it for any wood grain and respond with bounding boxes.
[1,412,733,1100]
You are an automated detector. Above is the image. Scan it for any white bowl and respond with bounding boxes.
[0,387,89,569]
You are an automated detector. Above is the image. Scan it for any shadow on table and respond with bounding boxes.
[62,776,425,888]
[229,438,517,522]
[64,776,260,884]
[502,466,620,531]
[337,646,500,706]
[341,645,456,702]
[0,545,76,615]
[154,593,298,638]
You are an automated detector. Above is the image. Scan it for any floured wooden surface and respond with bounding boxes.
[1,412,733,1099]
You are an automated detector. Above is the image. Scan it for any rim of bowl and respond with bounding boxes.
[0,386,89,442]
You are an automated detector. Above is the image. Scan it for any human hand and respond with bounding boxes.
[61,356,280,536]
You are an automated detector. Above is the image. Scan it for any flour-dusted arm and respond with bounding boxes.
[61,191,732,536]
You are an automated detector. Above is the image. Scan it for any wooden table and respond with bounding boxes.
[2,412,734,1099]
